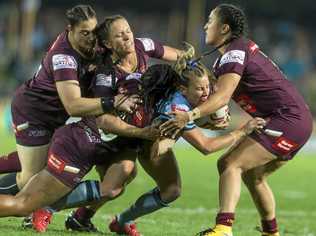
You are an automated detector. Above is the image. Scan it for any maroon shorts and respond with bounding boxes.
[11,87,68,146]
[46,123,140,188]
[250,109,313,160]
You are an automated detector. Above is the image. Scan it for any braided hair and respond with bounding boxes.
[216,4,248,43]
[189,4,248,65]
[66,5,96,27]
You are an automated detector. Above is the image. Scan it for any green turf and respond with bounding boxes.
[0,132,315,235]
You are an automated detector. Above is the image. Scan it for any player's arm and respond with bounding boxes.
[160,73,240,137]
[182,117,266,155]
[96,113,159,141]
[56,81,138,117]
[182,128,244,155]
[197,73,240,118]
[56,80,103,116]
[162,46,185,62]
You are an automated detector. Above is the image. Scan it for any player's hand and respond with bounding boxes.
[142,123,161,141]
[159,110,189,139]
[114,94,141,114]
[241,117,266,135]
[182,41,195,60]
[174,42,195,74]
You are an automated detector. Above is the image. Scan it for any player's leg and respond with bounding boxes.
[242,160,286,236]
[65,149,137,232]
[0,169,71,217]
[110,140,181,235]
[16,144,49,189]
[197,137,277,236]
[0,145,48,196]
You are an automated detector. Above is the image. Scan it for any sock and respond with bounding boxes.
[0,173,19,194]
[73,207,96,221]
[261,218,278,233]
[216,212,235,227]
[0,151,21,173]
[117,187,169,226]
[50,180,101,211]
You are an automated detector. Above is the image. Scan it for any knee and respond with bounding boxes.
[16,172,36,189]
[160,184,181,203]
[12,197,34,216]
[101,187,124,201]
[126,165,137,184]
[242,173,264,187]
[217,158,231,174]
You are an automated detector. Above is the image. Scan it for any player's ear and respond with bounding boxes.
[67,24,72,32]
[178,85,187,95]
[221,24,230,35]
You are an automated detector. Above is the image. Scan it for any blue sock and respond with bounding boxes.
[0,173,19,195]
[51,180,101,211]
[117,187,169,225]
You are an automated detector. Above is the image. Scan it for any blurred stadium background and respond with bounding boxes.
[0,0,315,235]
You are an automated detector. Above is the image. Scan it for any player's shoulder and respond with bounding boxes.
[135,37,156,52]
[45,32,79,70]
[169,92,191,112]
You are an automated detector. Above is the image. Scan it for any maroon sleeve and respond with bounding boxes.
[216,49,247,77]
[92,72,116,98]
[135,38,164,59]
[51,53,79,82]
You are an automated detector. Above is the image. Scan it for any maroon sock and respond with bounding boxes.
[261,218,278,233]
[74,207,96,220]
[0,151,21,173]
[216,212,235,227]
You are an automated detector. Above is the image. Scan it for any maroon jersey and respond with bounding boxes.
[80,37,164,137]
[213,38,312,159]
[213,37,310,117]
[15,30,94,127]
[45,38,165,184]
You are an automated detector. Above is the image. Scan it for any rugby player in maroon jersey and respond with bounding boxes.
[0,4,138,230]
[160,4,313,236]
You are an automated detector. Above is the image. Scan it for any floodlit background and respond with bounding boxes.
[0,0,315,235]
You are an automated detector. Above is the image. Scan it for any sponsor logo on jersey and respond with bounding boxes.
[125,72,142,82]
[272,137,299,155]
[171,104,189,112]
[52,54,77,71]
[137,38,155,51]
[219,50,245,67]
[96,74,113,87]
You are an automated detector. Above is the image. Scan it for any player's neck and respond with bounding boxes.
[216,36,231,55]
[113,51,137,73]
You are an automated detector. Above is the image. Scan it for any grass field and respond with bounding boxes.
[0,132,315,236]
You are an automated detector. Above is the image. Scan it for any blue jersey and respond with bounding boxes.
[155,91,196,131]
